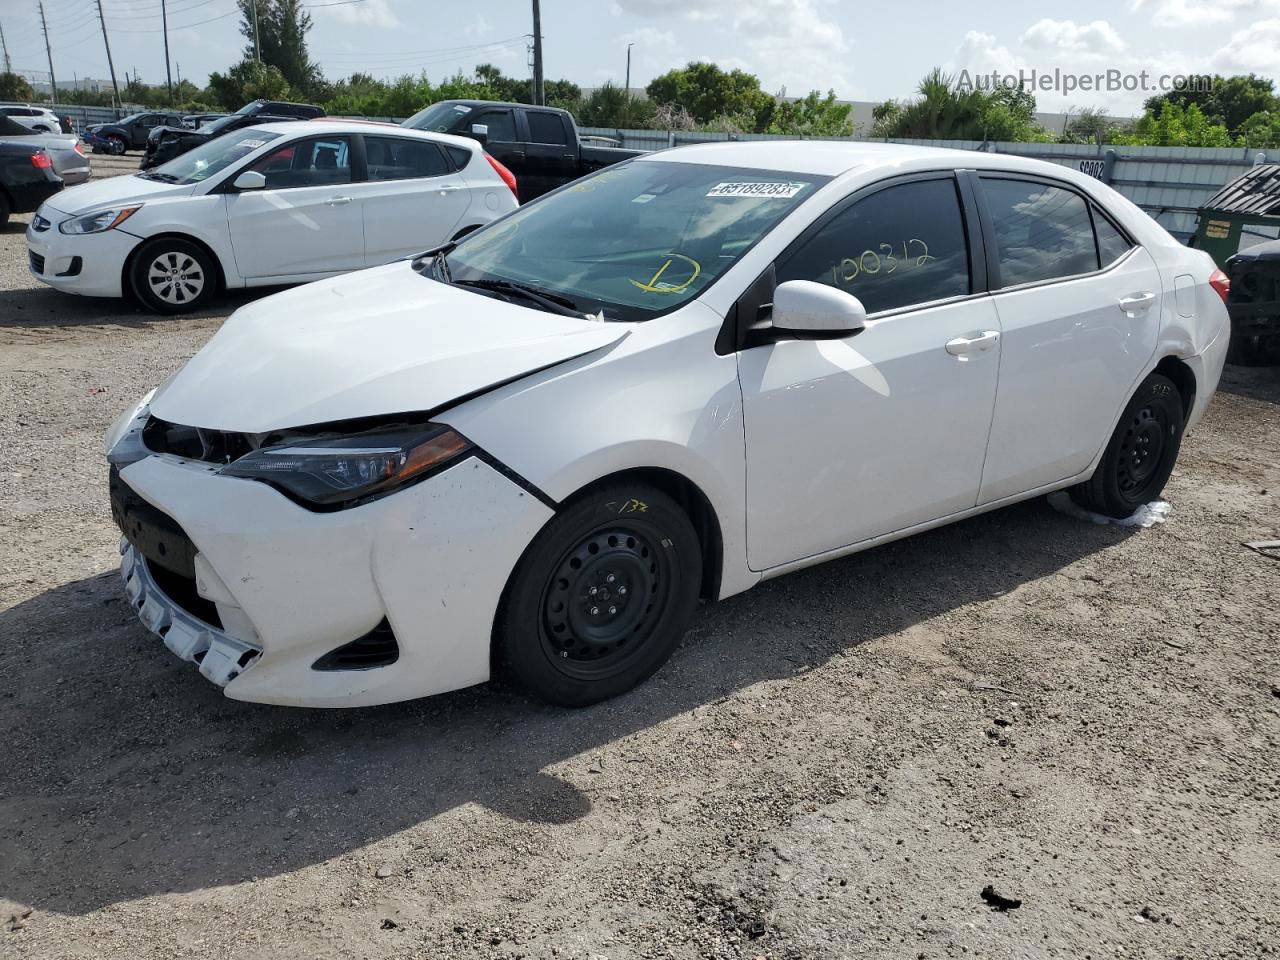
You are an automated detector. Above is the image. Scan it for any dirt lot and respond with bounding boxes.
[1,158,1278,960]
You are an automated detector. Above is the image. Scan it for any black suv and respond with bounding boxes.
[142,99,325,169]
[85,111,185,154]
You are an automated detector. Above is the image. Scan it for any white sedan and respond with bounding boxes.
[27,120,518,313]
[105,141,1229,708]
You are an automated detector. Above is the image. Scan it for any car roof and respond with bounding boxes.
[640,139,1075,180]
[245,120,479,151]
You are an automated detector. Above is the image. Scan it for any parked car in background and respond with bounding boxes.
[402,99,642,201]
[183,113,227,129]
[84,112,185,155]
[0,103,63,133]
[0,115,90,186]
[102,142,1227,708]
[28,121,517,312]
[1223,238,1280,365]
[142,100,325,169]
[1,138,63,226]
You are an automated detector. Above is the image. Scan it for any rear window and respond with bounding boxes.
[980,178,1099,287]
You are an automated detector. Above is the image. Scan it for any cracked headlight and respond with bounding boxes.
[219,425,471,509]
[59,205,142,235]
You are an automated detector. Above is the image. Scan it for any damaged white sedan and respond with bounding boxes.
[106,142,1229,708]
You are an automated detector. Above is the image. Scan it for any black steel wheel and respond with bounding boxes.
[1069,372,1185,519]
[496,482,701,706]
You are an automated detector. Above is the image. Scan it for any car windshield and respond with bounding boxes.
[443,160,828,321]
[142,129,281,184]
[402,101,470,133]
[197,114,241,134]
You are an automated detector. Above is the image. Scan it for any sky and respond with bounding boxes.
[3,0,1279,116]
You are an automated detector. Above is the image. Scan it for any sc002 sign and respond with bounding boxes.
[1079,159,1107,180]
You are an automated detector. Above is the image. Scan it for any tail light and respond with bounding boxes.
[484,152,519,200]
[31,152,53,170]
[1209,268,1230,303]
[74,141,87,158]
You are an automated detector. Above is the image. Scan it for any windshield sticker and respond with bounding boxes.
[453,105,472,114]
[707,181,807,199]
[235,138,266,148]
[632,193,657,204]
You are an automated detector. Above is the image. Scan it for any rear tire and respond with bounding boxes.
[1069,373,1185,519]
[128,237,216,315]
[1225,324,1271,366]
[495,482,702,707]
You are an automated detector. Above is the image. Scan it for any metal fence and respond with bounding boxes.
[580,127,1278,242]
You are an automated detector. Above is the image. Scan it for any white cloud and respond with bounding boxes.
[464,14,492,39]
[1211,18,1280,73]
[314,0,399,28]
[1134,0,1280,28]
[1021,19,1125,58]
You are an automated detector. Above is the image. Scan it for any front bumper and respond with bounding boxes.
[26,206,137,298]
[113,448,553,707]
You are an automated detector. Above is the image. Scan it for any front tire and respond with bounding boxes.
[107,135,126,155]
[495,482,702,707]
[128,237,216,314]
[1069,373,1185,519]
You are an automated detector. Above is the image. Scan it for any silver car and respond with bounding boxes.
[0,114,90,185]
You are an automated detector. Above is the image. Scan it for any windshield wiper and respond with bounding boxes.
[452,278,584,317]
[138,170,178,182]
[411,240,456,281]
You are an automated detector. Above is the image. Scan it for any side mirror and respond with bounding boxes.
[770,280,867,339]
[470,122,489,146]
[232,170,266,191]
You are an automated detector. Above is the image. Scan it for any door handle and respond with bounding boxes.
[1118,292,1156,316]
[436,184,462,192]
[945,330,1000,357]
[325,196,352,206]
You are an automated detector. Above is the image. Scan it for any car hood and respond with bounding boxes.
[45,174,198,213]
[150,263,631,433]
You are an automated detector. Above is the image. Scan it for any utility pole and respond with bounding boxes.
[94,0,121,108]
[625,42,633,96]
[252,0,261,62]
[161,0,173,103]
[38,2,57,105]
[531,0,543,106]
[0,21,11,74]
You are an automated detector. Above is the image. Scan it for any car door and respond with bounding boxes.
[134,114,164,148]
[520,109,576,199]
[358,134,471,266]
[225,135,365,279]
[738,174,1003,571]
[467,107,524,186]
[972,175,1162,504]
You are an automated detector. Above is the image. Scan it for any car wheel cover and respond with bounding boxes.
[147,251,205,305]
[1115,405,1167,497]
[539,524,672,681]
[109,137,125,154]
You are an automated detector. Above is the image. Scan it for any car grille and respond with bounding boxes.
[28,250,45,275]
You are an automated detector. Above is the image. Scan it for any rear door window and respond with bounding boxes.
[1092,207,1133,267]
[528,112,568,145]
[364,136,451,181]
[980,177,1099,286]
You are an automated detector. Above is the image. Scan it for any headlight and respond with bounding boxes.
[219,425,471,509]
[59,205,142,235]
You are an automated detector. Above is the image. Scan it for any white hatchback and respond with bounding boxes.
[27,121,518,313]
[105,142,1229,708]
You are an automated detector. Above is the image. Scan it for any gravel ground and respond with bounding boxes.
[1,161,1278,959]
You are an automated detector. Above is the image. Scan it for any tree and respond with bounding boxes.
[206,60,294,111]
[237,0,319,95]
[646,62,774,130]
[871,68,1048,141]
[1113,101,1232,147]
[1061,107,1121,144]
[573,82,656,128]
[768,90,854,136]
[0,72,34,101]
[1144,74,1277,138]
[1238,110,1280,148]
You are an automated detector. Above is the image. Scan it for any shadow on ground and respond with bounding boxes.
[0,498,1133,915]
[1218,361,1280,403]
[0,285,278,329]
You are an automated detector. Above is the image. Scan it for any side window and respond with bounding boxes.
[528,112,567,145]
[364,136,450,181]
[472,109,516,142]
[140,114,161,127]
[250,137,352,188]
[981,178,1099,286]
[1092,206,1133,267]
[775,177,971,314]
